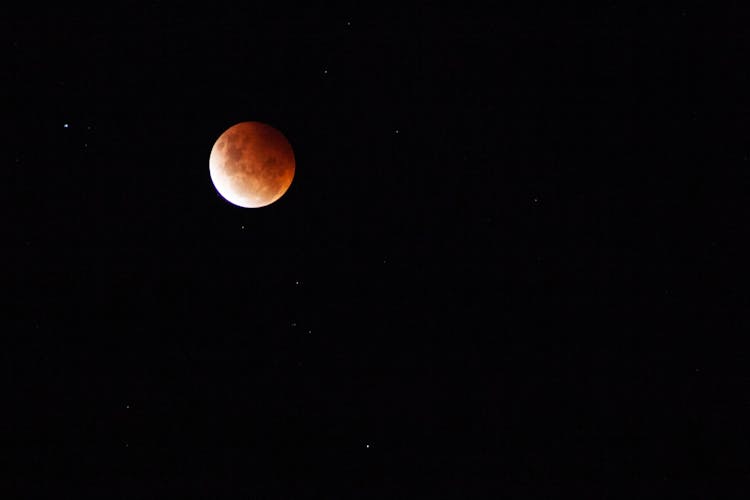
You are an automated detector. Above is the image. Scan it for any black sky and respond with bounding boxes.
[5,3,750,496]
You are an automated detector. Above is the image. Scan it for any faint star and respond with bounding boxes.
[394,129,399,134]
[323,69,328,75]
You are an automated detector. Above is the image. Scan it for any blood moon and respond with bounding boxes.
[209,122,295,208]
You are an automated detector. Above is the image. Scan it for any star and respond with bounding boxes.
[323,69,328,75]
[63,123,69,128]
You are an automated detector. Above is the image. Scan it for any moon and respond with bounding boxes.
[209,121,295,208]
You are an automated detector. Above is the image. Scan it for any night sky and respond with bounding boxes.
[6,4,750,496]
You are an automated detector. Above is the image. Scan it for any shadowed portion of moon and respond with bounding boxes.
[209,122,295,208]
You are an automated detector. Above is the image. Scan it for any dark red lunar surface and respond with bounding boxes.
[209,122,295,208]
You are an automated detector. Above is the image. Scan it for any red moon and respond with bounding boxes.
[209,122,295,208]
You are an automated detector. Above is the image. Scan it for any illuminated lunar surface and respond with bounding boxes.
[209,122,295,208]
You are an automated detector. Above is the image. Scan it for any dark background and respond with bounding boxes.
[4,3,750,496]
